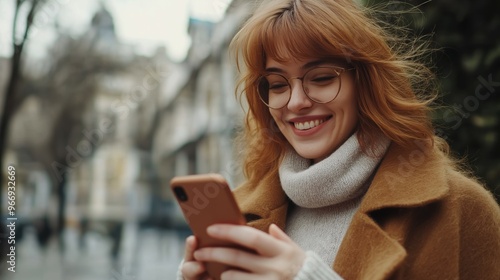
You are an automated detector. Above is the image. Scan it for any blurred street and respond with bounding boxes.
[1,223,187,280]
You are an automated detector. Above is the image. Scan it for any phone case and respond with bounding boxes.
[170,173,246,279]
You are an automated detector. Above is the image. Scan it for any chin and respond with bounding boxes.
[294,148,327,162]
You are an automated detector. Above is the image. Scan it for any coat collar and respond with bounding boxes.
[234,171,289,231]
[333,141,450,278]
[360,141,449,213]
[234,141,451,277]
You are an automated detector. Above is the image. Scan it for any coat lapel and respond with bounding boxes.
[334,212,407,279]
[233,172,289,232]
[358,142,449,213]
[334,142,450,279]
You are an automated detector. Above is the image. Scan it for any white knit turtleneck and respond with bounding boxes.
[279,133,390,279]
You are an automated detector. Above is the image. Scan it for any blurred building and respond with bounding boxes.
[3,6,172,246]
[61,7,172,232]
[3,0,259,249]
[153,0,255,225]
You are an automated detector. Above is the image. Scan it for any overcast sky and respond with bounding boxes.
[0,0,231,62]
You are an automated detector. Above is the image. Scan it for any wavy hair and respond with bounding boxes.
[230,0,446,185]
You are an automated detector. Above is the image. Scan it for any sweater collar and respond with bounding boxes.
[234,140,449,231]
[279,133,390,208]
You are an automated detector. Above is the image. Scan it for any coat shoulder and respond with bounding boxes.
[444,168,500,279]
[444,167,500,216]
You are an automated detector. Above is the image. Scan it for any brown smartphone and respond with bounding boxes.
[170,173,246,279]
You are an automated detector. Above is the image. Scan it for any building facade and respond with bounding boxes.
[153,0,256,224]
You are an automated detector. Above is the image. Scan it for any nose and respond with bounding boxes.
[286,79,313,112]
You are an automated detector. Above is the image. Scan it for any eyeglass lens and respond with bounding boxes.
[258,67,342,109]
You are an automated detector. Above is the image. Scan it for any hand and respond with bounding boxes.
[193,224,306,280]
[180,235,212,280]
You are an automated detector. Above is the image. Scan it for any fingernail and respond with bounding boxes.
[193,250,202,259]
[207,225,220,235]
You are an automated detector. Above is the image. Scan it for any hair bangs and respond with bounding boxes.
[259,8,348,66]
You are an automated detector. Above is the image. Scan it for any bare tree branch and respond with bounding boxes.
[0,1,44,251]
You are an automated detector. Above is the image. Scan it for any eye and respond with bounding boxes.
[269,83,289,93]
[310,74,337,83]
[265,74,289,93]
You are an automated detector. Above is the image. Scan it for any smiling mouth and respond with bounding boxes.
[292,116,332,131]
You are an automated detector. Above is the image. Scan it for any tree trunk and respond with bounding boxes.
[0,44,22,214]
[0,0,40,223]
[0,44,22,265]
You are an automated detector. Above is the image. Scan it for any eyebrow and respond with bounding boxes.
[264,59,335,74]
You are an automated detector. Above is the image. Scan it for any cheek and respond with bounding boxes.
[269,109,281,124]
[343,102,358,127]
[338,84,358,118]
[329,92,359,132]
[269,110,287,133]
[346,98,358,118]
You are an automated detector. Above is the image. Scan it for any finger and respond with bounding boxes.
[268,223,294,244]
[221,270,258,280]
[207,224,284,256]
[194,247,269,273]
[181,261,206,278]
[184,235,198,261]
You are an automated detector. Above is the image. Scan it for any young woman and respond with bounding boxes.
[178,0,500,279]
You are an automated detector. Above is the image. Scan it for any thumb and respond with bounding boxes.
[268,223,294,243]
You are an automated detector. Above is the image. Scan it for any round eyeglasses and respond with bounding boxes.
[257,66,355,109]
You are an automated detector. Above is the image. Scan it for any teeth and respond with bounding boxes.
[294,119,326,130]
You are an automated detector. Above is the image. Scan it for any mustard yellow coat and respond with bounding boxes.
[233,143,500,279]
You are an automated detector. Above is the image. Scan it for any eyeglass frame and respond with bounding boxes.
[256,65,356,109]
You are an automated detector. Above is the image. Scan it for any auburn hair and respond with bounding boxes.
[230,0,446,185]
